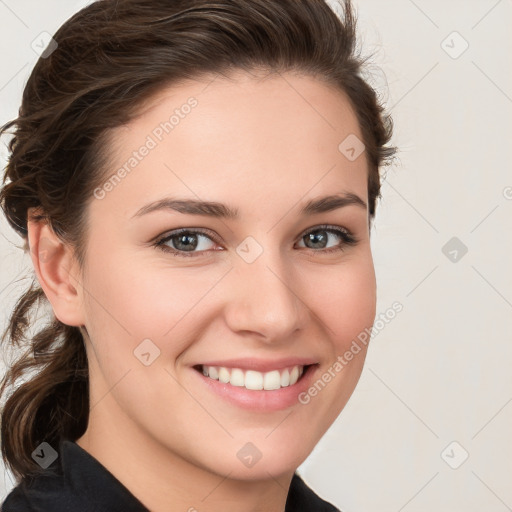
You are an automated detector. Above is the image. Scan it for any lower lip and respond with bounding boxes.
[191,364,319,412]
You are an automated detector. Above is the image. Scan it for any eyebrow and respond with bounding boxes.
[132,192,367,219]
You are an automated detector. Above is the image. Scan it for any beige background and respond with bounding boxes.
[1,0,511,510]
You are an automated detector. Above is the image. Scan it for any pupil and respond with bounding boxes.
[175,233,197,251]
[307,231,326,249]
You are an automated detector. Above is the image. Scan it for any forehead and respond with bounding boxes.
[97,70,368,217]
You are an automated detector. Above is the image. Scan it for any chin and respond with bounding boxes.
[206,437,314,482]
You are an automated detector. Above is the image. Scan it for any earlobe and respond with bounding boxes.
[27,212,85,327]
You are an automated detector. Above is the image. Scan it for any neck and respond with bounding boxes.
[76,397,294,512]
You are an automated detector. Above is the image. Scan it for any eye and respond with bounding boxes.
[296,224,357,254]
[154,224,358,258]
[155,228,219,258]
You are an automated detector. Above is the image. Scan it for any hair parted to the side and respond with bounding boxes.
[0,0,396,481]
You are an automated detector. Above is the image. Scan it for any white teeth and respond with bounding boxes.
[200,364,305,391]
[218,367,230,383]
[263,370,281,390]
[208,366,219,380]
[230,368,245,387]
[280,368,290,387]
[289,366,299,386]
[245,370,263,390]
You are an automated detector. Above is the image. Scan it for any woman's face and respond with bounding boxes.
[76,70,376,479]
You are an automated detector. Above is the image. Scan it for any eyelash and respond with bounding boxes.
[153,224,358,258]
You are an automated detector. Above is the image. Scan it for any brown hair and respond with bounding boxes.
[0,0,396,481]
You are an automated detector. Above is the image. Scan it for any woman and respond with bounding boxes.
[0,0,395,510]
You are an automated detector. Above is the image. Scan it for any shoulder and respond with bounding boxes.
[1,470,71,512]
[1,439,148,512]
[1,466,78,512]
[286,472,342,512]
[2,482,35,512]
[1,440,94,512]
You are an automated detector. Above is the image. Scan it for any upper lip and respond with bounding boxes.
[194,357,318,373]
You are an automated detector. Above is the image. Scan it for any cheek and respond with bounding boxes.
[303,254,376,349]
[81,249,228,351]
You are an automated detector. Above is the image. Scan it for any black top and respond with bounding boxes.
[1,440,340,511]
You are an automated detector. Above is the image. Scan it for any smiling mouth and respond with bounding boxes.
[193,364,313,391]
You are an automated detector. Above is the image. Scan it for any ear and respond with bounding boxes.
[27,210,85,327]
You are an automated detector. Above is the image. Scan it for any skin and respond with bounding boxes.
[28,69,376,512]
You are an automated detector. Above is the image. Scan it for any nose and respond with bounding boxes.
[223,247,307,344]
